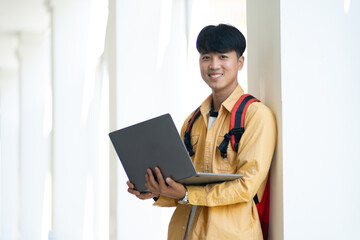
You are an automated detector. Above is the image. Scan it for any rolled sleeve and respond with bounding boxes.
[153,194,179,207]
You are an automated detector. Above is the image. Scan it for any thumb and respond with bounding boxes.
[165,177,176,186]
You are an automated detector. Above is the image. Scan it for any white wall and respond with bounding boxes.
[280,1,360,239]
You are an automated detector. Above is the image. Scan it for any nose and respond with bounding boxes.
[209,58,220,70]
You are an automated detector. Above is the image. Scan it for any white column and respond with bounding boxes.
[105,0,117,238]
[49,0,108,239]
[248,1,360,239]
[0,34,20,240]
[17,32,52,240]
[247,1,283,240]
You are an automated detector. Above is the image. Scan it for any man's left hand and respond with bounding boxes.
[145,167,186,200]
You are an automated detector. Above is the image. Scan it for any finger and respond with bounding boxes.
[166,178,186,199]
[154,167,166,187]
[147,168,158,186]
[165,177,176,187]
[145,170,159,193]
[145,174,153,191]
[166,177,182,191]
[127,181,134,188]
[137,192,154,200]
[128,187,140,196]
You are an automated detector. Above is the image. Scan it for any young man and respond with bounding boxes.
[127,24,277,240]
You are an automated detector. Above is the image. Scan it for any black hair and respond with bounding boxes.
[196,24,246,58]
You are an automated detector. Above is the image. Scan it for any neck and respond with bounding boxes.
[211,84,238,112]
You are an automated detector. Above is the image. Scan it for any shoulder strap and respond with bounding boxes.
[230,94,260,151]
[184,94,260,158]
[184,107,201,156]
[218,94,260,158]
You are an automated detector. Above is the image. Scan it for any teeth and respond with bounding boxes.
[210,74,222,78]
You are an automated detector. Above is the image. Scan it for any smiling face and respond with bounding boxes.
[199,50,244,96]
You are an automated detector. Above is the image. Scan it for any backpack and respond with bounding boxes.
[183,94,270,240]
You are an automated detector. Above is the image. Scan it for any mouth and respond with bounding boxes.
[208,73,223,79]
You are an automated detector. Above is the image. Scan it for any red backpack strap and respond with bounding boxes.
[184,107,201,156]
[230,94,260,151]
[218,94,260,158]
[256,175,270,240]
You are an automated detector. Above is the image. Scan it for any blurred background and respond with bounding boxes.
[0,0,359,240]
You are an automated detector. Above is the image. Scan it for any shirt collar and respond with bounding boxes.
[222,85,244,112]
[199,84,245,119]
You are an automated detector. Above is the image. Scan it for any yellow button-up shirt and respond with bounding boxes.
[154,85,277,240]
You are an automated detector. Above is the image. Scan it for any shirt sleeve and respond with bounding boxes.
[153,194,179,207]
[186,103,277,207]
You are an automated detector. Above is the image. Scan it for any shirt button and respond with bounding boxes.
[194,200,198,204]
[182,226,186,230]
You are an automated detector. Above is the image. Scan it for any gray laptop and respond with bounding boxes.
[109,114,243,192]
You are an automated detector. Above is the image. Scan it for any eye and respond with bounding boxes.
[202,56,210,60]
[220,55,228,59]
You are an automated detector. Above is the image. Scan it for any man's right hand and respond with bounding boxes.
[127,181,159,200]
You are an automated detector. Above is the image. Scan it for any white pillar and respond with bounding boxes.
[17,32,52,240]
[105,0,117,238]
[0,34,20,240]
[247,1,283,240]
[49,0,108,239]
[249,1,360,239]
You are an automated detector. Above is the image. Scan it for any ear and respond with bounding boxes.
[238,56,245,71]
